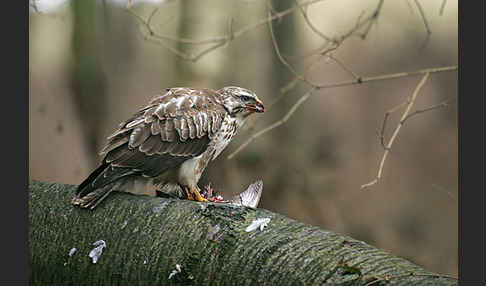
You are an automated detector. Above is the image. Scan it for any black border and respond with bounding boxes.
[5,1,29,285]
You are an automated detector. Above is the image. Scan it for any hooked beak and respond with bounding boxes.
[247,99,265,113]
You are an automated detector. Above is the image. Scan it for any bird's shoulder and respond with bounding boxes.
[148,87,226,117]
[99,88,229,159]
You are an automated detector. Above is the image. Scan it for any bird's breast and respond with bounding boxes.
[177,154,204,186]
[211,116,240,160]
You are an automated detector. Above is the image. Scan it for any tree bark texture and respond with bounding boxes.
[29,180,457,286]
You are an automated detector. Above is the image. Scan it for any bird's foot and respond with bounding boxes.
[184,186,207,202]
[193,188,208,202]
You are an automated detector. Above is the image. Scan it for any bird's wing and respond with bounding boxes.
[76,88,228,198]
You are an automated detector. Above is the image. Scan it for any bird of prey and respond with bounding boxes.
[72,86,264,209]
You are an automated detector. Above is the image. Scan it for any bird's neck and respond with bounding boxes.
[234,112,250,128]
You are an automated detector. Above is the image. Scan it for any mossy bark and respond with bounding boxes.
[29,180,456,286]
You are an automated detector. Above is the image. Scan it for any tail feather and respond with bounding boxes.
[76,162,110,197]
[74,162,134,209]
[72,184,116,210]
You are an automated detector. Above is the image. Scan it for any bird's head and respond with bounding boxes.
[218,86,265,117]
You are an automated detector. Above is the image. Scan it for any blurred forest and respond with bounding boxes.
[29,0,458,277]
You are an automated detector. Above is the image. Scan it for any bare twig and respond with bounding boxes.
[405,0,415,15]
[267,10,318,87]
[280,0,386,90]
[361,72,430,190]
[229,66,456,159]
[378,101,409,150]
[227,88,316,159]
[265,1,382,95]
[126,0,327,61]
[439,0,447,16]
[414,0,432,35]
[358,0,384,39]
[293,0,334,42]
[316,65,457,89]
[377,97,453,150]
[402,98,455,123]
[29,0,40,13]
[327,54,361,81]
[146,7,159,27]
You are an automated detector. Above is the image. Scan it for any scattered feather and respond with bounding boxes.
[88,240,106,264]
[68,248,77,257]
[121,220,128,229]
[245,218,271,232]
[230,180,263,208]
[168,264,182,279]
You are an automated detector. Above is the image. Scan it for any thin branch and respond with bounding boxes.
[293,0,334,42]
[281,0,386,89]
[29,0,40,13]
[316,65,457,89]
[358,0,384,40]
[327,54,361,81]
[376,96,453,150]
[439,0,447,16]
[361,72,430,190]
[405,0,415,15]
[402,97,455,123]
[146,7,159,27]
[229,66,456,160]
[378,101,409,150]
[227,88,316,160]
[126,0,328,61]
[414,0,432,35]
[267,10,318,87]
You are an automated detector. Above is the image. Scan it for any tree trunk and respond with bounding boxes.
[29,180,457,286]
[70,0,107,167]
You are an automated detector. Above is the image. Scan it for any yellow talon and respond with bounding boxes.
[183,187,207,202]
[193,188,208,202]
[184,188,195,201]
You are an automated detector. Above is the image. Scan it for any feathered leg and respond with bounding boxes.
[180,185,207,202]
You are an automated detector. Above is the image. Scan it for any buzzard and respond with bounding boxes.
[72,86,264,209]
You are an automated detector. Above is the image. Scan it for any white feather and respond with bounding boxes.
[245,218,271,232]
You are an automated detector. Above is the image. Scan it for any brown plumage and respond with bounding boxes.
[73,86,264,209]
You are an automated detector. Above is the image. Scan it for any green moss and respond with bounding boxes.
[29,181,458,286]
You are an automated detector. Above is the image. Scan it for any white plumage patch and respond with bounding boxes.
[211,116,240,160]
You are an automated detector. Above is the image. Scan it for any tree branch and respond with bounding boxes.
[29,180,458,285]
[361,72,430,190]
[228,88,315,159]
[229,66,456,159]
[126,0,328,61]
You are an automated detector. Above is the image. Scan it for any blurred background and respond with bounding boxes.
[29,0,458,276]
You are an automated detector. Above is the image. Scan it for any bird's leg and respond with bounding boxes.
[183,187,195,201]
[191,186,208,202]
[180,185,207,202]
